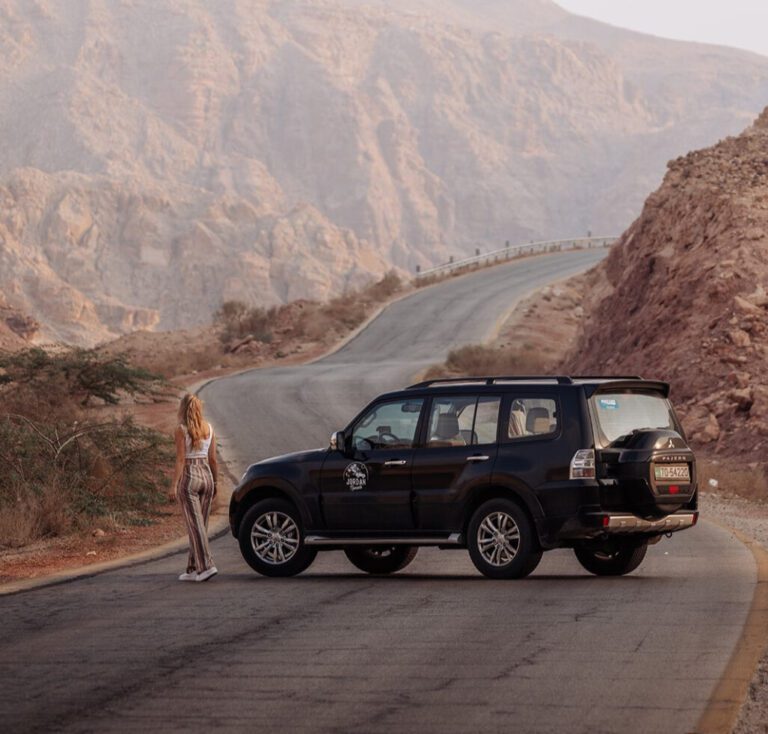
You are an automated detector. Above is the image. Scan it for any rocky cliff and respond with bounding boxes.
[566,107,768,457]
[1,0,768,342]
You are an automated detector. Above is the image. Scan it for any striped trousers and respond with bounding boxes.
[178,458,215,574]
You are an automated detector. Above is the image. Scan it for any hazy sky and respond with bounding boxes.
[556,0,768,57]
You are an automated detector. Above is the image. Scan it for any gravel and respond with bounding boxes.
[701,491,768,733]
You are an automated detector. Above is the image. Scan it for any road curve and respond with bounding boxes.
[204,249,609,466]
[0,250,756,734]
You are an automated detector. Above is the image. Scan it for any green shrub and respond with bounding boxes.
[0,347,163,409]
[0,348,171,549]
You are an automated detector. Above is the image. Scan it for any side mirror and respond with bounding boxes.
[330,430,346,453]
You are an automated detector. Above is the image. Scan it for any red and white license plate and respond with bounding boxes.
[654,465,690,482]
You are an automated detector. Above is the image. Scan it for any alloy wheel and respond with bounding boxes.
[477,511,520,567]
[250,511,300,565]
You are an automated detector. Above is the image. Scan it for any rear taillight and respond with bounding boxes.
[570,449,595,479]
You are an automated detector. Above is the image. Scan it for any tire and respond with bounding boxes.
[574,539,648,576]
[344,545,418,575]
[467,499,542,579]
[238,498,317,577]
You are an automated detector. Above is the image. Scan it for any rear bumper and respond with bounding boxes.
[586,511,698,534]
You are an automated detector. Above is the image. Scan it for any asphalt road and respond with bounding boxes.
[0,249,757,734]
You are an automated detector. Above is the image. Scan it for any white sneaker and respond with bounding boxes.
[195,566,218,582]
[178,572,197,581]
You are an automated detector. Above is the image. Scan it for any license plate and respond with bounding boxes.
[654,465,690,482]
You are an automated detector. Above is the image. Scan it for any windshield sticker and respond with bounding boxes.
[343,462,369,492]
[599,398,619,410]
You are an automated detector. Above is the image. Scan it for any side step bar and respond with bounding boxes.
[305,533,462,546]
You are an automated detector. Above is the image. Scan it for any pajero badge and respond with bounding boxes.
[343,462,369,491]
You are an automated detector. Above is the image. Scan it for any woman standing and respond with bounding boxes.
[169,394,218,582]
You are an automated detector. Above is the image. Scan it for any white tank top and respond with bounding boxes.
[182,424,213,459]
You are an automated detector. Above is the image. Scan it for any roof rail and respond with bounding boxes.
[571,375,644,381]
[406,376,574,389]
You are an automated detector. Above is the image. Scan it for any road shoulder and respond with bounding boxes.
[698,494,768,733]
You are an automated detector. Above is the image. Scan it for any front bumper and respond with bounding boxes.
[586,511,698,534]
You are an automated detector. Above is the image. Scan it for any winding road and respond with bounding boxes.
[0,250,756,734]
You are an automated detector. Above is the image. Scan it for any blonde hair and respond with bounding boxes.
[178,394,207,450]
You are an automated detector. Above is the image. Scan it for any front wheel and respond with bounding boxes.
[238,499,317,577]
[574,539,648,576]
[344,545,418,575]
[467,499,542,579]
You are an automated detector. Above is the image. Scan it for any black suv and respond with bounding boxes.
[229,377,698,579]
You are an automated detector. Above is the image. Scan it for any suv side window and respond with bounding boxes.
[427,395,501,447]
[351,399,424,450]
[506,398,558,440]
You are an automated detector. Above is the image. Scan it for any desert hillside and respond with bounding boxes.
[566,107,768,457]
[1,0,768,342]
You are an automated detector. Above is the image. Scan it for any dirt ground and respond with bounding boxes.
[495,273,589,369]
[0,512,189,585]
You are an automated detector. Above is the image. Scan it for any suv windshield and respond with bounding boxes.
[590,392,676,445]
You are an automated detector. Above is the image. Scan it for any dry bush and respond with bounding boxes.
[285,271,404,343]
[293,307,339,342]
[0,349,171,549]
[0,484,69,549]
[0,415,172,549]
[325,292,369,329]
[145,344,227,379]
[364,270,402,301]
[425,343,549,380]
[698,459,768,502]
[291,297,363,342]
[214,300,276,344]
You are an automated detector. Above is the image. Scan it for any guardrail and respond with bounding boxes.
[414,236,618,280]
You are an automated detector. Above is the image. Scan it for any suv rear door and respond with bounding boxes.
[411,394,501,530]
[491,393,570,516]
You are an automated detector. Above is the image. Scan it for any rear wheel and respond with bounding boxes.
[238,499,317,577]
[467,499,542,579]
[344,545,418,575]
[574,539,648,576]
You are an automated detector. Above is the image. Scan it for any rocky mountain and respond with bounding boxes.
[565,107,768,457]
[1,0,768,343]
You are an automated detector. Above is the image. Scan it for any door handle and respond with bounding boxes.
[384,460,407,466]
[466,455,490,462]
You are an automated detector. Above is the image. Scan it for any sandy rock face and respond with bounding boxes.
[1,0,768,342]
[0,291,37,350]
[566,107,768,457]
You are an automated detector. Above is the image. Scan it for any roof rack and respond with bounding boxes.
[407,376,574,390]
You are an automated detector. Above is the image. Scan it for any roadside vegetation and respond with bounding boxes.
[112,270,405,379]
[0,348,171,549]
[215,270,403,348]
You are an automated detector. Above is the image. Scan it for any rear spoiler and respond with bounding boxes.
[583,380,670,399]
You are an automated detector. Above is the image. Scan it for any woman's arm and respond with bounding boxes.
[169,426,185,502]
[208,424,219,495]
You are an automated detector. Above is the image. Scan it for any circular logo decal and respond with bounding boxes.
[343,462,369,492]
